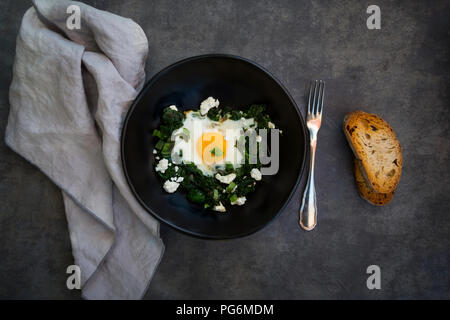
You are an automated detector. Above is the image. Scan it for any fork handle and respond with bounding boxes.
[299,138,318,231]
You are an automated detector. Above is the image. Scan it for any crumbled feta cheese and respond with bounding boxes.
[168,162,172,166]
[231,196,247,206]
[200,97,219,115]
[174,166,179,172]
[215,173,236,184]
[153,149,157,154]
[268,121,275,129]
[213,202,226,212]
[250,168,262,181]
[169,105,178,111]
[256,135,262,143]
[155,156,160,160]
[163,180,180,193]
[155,158,169,173]
[170,176,184,183]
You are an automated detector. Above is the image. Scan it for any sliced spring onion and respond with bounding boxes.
[210,147,223,157]
[213,189,219,200]
[229,194,238,203]
[226,182,236,193]
[182,127,190,139]
[155,140,165,150]
[161,142,172,156]
[152,129,163,138]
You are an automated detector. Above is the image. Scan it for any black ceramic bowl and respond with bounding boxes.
[121,54,306,239]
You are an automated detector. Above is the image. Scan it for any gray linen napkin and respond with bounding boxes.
[6,0,164,299]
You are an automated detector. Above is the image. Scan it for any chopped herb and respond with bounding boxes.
[226,182,236,193]
[229,194,238,203]
[210,147,223,157]
[155,139,165,150]
[182,127,190,139]
[152,129,163,139]
[161,142,172,157]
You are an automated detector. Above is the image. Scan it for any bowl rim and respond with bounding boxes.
[121,53,307,239]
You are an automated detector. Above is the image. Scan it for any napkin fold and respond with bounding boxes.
[6,0,164,299]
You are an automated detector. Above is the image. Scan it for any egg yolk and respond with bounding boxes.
[196,132,227,165]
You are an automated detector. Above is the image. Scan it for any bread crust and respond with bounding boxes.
[354,159,394,206]
[343,111,402,194]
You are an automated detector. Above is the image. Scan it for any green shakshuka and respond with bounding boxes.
[152,97,279,212]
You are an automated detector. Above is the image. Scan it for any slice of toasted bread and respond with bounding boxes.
[343,111,402,194]
[354,159,394,206]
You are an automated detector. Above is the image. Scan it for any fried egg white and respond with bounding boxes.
[171,111,254,176]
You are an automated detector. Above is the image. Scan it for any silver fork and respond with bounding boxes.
[300,80,325,231]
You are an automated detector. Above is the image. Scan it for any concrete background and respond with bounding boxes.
[0,0,449,299]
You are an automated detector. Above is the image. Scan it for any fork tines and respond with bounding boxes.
[308,80,325,116]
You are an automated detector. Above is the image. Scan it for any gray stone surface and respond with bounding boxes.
[0,0,449,299]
